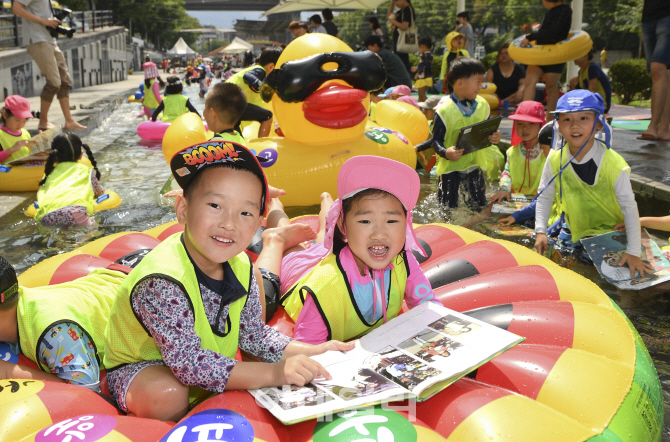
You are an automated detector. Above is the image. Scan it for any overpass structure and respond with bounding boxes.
[184,0,279,11]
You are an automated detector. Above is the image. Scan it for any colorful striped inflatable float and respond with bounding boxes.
[6,218,663,441]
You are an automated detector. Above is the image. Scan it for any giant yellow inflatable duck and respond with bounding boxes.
[245,34,416,206]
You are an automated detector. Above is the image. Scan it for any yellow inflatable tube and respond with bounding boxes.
[509,30,593,66]
[372,100,430,146]
[23,190,122,217]
[0,157,92,192]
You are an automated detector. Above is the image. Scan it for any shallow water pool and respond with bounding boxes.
[1,82,669,439]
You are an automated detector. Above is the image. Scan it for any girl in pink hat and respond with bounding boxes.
[491,101,555,228]
[141,62,165,119]
[257,156,442,344]
[0,95,33,164]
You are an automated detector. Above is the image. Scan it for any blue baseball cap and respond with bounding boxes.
[378,87,395,98]
[552,89,605,116]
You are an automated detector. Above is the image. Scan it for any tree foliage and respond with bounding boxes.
[93,0,200,49]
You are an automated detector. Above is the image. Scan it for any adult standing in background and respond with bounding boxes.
[322,9,339,38]
[310,15,327,34]
[387,0,415,75]
[600,47,608,69]
[369,17,384,42]
[365,35,412,89]
[11,0,86,131]
[638,0,670,141]
[456,11,474,57]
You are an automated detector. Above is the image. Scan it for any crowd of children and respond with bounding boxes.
[0,10,665,425]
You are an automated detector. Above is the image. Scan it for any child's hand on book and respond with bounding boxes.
[613,222,626,232]
[498,215,516,226]
[490,190,511,203]
[488,130,501,145]
[445,147,464,161]
[319,340,356,353]
[272,355,331,387]
[619,253,654,279]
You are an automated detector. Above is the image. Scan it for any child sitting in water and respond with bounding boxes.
[258,155,442,344]
[151,76,201,123]
[432,57,503,209]
[204,82,247,145]
[103,140,351,421]
[35,133,104,226]
[141,62,165,119]
[0,95,32,165]
[534,90,652,278]
[0,256,127,391]
[491,102,555,228]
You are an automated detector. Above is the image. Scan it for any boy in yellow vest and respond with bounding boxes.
[103,140,352,421]
[432,57,503,209]
[534,90,653,278]
[151,76,201,123]
[203,82,248,146]
[226,46,283,138]
[0,256,128,391]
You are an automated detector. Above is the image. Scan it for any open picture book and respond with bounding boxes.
[6,126,62,164]
[585,229,670,290]
[250,302,524,425]
[491,194,533,215]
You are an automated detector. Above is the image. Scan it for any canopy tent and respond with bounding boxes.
[219,37,254,54]
[263,0,386,16]
[167,37,196,56]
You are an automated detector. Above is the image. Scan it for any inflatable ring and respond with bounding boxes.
[127,92,143,103]
[508,30,593,66]
[138,118,209,142]
[6,220,662,441]
[23,190,122,218]
[479,93,500,110]
[479,82,497,95]
[371,100,430,145]
[0,157,92,192]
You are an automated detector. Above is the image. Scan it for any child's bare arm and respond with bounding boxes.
[640,215,670,231]
[0,360,66,383]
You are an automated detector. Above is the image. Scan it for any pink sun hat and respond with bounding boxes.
[397,95,421,110]
[323,155,426,256]
[4,95,33,119]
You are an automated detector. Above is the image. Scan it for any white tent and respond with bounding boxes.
[264,0,386,16]
[167,37,196,56]
[219,37,254,54]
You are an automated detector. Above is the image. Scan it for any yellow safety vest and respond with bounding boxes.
[104,233,251,402]
[549,145,629,242]
[209,130,247,145]
[227,65,267,109]
[162,94,188,123]
[435,96,503,180]
[0,127,30,164]
[17,268,126,372]
[144,78,160,109]
[507,144,548,195]
[578,67,609,109]
[36,162,95,220]
[280,251,408,342]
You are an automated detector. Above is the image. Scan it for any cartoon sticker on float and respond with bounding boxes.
[0,342,18,364]
[313,407,417,442]
[365,130,390,145]
[257,148,278,168]
[35,415,117,442]
[160,409,254,442]
[0,379,44,404]
[370,127,393,134]
[391,131,409,144]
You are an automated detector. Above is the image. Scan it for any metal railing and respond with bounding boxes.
[0,9,113,49]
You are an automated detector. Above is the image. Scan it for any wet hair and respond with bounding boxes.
[39,133,100,186]
[205,82,247,126]
[332,189,407,253]
[369,17,381,30]
[310,14,322,25]
[322,8,334,21]
[183,163,263,210]
[457,11,469,20]
[447,57,486,86]
[165,76,183,95]
[258,46,283,67]
[0,256,19,311]
[418,36,432,48]
[364,35,383,49]
[144,76,166,90]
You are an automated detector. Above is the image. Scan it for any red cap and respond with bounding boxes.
[4,95,32,119]
[509,101,546,145]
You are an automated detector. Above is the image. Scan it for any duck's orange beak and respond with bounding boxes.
[302,83,368,129]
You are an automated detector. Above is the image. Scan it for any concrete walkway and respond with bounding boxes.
[24,72,145,137]
[0,74,144,218]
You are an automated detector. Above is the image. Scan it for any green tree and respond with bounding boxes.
[194,38,229,55]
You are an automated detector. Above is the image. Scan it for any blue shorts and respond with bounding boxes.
[642,15,670,69]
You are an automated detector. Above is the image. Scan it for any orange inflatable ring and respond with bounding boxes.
[5,219,662,441]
